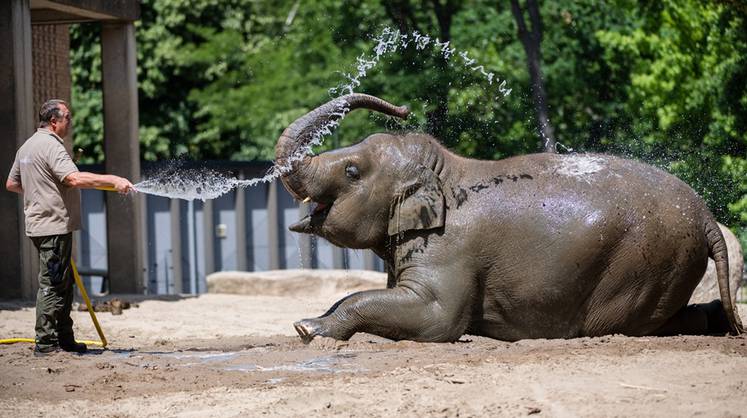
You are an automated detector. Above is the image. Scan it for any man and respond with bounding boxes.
[5,99,133,356]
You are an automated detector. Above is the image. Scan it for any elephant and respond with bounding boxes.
[274,93,744,343]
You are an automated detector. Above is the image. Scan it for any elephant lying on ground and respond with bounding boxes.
[275,93,744,343]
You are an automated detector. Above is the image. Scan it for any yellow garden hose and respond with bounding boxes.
[0,258,108,348]
[0,338,104,346]
[71,258,108,347]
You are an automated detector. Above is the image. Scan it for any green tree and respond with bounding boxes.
[69,0,747,251]
[596,0,747,238]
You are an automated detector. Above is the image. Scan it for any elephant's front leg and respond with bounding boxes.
[294,274,471,343]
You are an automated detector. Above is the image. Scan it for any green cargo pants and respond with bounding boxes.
[31,233,75,349]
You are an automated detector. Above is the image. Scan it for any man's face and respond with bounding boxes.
[50,104,72,138]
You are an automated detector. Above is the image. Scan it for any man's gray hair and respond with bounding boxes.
[39,99,68,128]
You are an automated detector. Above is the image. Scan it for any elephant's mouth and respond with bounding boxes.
[289,199,332,233]
[311,201,330,215]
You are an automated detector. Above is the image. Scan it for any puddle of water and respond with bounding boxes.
[108,349,365,375]
[224,354,364,374]
[198,352,240,362]
[160,351,239,361]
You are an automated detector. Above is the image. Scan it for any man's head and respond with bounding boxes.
[39,99,71,138]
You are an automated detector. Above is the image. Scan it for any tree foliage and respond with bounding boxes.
[69,0,747,247]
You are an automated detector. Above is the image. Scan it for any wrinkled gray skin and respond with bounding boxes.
[275,93,744,343]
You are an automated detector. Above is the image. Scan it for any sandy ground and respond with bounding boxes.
[1,281,746,417]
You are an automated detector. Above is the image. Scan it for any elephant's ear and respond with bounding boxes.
[388,167,445,236]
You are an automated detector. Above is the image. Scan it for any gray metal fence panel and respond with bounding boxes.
[214,190,238,271]
[247,183,270,271]
[77,189,108,294]
[146,195,172,294]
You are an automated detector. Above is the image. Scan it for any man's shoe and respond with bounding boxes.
[33,345,60,357]
[59,340,87,353]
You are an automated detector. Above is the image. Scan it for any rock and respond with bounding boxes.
[206,269,386,297]
[77,298,133,315]
[110,299,124,315]
[689,223,744,305]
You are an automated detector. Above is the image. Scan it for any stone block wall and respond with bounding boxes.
[31,24,71,152]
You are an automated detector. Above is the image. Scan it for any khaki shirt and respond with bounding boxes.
[7,128,81,237]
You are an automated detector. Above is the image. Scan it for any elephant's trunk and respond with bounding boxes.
[275,93,410,200]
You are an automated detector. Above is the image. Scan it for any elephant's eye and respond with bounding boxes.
[345,165,360,180]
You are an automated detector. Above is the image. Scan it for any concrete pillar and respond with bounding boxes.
[0,0,35,299]
[101,22,144,294]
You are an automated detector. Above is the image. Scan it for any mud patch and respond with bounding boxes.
[1,294,746,417]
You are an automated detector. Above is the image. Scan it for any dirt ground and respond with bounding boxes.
[1,280,746,417]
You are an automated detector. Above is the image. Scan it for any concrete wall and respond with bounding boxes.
[32,24,71,120]
[0,0,35,299]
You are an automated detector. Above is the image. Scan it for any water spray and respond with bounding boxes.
[127,27,513,202]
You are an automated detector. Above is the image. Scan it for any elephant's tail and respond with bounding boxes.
[705,217,743,334]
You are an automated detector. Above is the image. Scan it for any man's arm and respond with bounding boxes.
[64,172,133,194]
[6,178,23,194]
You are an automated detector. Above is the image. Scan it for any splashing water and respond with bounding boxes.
[329,27,512,100]
[136,27,512,201]
[134,169,242,201]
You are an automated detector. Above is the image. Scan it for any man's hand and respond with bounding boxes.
[6,178,23,194]
[113,176,134,194]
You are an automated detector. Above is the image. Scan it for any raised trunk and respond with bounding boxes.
[275,93,410,200]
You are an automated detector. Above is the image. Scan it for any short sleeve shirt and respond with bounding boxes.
[7,128,81,237]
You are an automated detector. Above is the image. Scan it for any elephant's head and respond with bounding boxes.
[275,94,447,249]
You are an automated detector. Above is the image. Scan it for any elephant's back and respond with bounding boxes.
[497,152,692,194]
[460,152,710,227]
[461,152,712,338]
[484,152,711,224]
